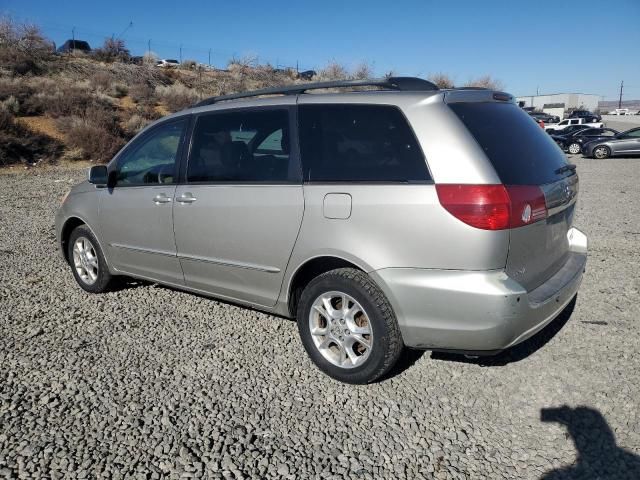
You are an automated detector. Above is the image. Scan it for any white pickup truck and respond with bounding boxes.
[545,117,603,132]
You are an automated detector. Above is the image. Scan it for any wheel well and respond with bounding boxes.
[60,217,85,263]
[287,256,363,317]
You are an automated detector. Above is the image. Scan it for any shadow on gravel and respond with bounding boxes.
[540,406,640,479]
[430,296,577,367]
[378,348,426,382]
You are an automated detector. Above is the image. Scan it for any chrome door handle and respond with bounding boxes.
[153,194,172,204]
[176,193,197,204]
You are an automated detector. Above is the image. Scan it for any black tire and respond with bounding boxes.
[67,225,113,293]
[296,268,403,384]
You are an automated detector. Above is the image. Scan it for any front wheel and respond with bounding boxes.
[593,145,611,159]
[568,143,581,154]
[296,268,403,384]
[68,225,113,293]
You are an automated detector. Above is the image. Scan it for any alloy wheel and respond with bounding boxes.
[308,291,373,369]
[568,143,581,154]
[72,236,99,285]
[594,146,610,159]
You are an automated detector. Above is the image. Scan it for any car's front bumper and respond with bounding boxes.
[371,227,587,353]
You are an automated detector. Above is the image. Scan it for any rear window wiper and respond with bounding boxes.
[555,164,577,175]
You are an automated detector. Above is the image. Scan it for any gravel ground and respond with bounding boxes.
[1,156,639,479]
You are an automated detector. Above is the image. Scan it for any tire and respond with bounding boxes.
[593,145,611,159]
[296,268,403,384]
[568,143,581,154]
[67,225,113,293]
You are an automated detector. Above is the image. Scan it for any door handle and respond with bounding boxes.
[176,193,197,204]
[153,194,172,204]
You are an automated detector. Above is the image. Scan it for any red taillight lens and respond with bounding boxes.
[436,184,511,230]
[436,184,548,230]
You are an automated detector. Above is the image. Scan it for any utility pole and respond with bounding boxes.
[147,39,151,55]
[536,86,539,95]
[179,44,183,63]
[208,48,211,67]
[618,80,624,109]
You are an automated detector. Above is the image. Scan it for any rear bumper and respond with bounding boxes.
[371,227,587,352]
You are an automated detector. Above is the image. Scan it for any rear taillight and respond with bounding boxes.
[505,185,548,228]
[436,184,547,230]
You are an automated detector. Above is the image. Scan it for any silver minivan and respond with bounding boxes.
[55,77,588,384]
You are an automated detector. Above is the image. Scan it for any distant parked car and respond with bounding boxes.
[156,59,180,68]
[569,110,601,122]
[582,127,640,158]
[57,40,91,54]
[298,70,317,80]
[552,128,619,154]
[529,112,560,124]
[546,124,592,137]
[545,117,603,132]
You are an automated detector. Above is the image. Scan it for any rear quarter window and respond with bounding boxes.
[449,102,570,185]
[299,104,431,182]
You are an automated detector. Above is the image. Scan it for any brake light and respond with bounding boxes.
[436,184,547,230]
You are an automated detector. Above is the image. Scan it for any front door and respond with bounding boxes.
[173,106,303,307]
[100,118,188,284]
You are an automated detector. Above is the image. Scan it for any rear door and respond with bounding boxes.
[611,128,640,154]
[449,101,578,290]
[173,105,304,308]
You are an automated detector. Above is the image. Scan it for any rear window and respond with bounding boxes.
[450,102,569,185]
[299,104,430,182]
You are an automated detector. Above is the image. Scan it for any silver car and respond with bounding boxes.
[582,127,640,158]
[55,77,588,384]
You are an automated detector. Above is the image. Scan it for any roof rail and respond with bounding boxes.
[193,76,439,107]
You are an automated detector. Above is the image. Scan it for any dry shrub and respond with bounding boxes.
[58,106,125,163]
[2,95,19,114]
[0,17,54,75]
[123,114,150,136]
[0,78,35,114]
[135,104,161,121]
[352,62,373,80]
[0,104,62,165]
[155,83,198,112]
[464,75,504,91]
[129,82,157,106]
[26,83,97,117]
[428,73,455,89]
[318,61,349,81]
[110,83,128,98]
[91,71,113,91]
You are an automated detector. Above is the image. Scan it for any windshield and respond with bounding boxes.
[449,102,570,185]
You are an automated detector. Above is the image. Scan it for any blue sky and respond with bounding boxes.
[4,0,639,100]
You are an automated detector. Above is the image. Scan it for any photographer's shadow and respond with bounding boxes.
[541,406,640,479]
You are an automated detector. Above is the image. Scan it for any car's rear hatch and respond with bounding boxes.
[448,98,578,291]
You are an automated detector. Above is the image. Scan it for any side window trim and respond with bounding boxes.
[108,116,189,188]
[184,105,301,185]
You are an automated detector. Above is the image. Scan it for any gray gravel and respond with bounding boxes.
[1,157,639,479]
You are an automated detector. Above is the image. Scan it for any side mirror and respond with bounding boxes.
[88,165,108,186]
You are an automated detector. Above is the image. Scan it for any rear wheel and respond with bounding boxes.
[568,143,581,154]
[593,145,611,159]
[296,268,403,384]
[68,225,113,293]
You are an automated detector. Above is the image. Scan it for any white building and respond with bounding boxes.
[516,93,601,118]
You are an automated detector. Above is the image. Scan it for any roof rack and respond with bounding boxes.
[193,76,439,107]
